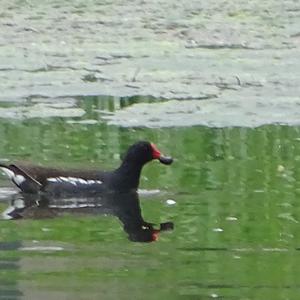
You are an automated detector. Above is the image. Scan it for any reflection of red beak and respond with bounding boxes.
[151,143,173,165]
[152,230,160,241]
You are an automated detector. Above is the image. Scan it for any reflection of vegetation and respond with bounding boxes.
[78,95,161,113]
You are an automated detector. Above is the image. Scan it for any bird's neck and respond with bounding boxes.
[113,161,144,191]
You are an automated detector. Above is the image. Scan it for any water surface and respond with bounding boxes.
[0,101,300,299]
[0,0,299,298]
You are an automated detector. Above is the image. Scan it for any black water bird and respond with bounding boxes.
[0,141,173,195]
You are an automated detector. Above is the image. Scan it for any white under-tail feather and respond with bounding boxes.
[1,167,25,185]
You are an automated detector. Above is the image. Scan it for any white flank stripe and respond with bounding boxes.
[60,177,77,185]
[78,178,87,184]
[87,180,95,184]
[59,177,68,182]
[47,178,58,182]
[68,177,79,181]
[49,203,101,209]
[47,177,102,185]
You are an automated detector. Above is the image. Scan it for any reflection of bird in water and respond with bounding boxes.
[2,192,174,243]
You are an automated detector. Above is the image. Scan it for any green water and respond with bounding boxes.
[0,97,300,299]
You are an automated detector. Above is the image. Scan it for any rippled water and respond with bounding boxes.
[0,98,300,299]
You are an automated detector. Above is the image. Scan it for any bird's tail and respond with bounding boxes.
[0,163,41,193]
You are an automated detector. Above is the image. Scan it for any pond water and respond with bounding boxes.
[1,0,300,297]
[0,96,300,299]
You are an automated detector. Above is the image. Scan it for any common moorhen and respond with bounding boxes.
[0,141,173,195]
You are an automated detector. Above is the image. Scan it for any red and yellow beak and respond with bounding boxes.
[151,143,173,165]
